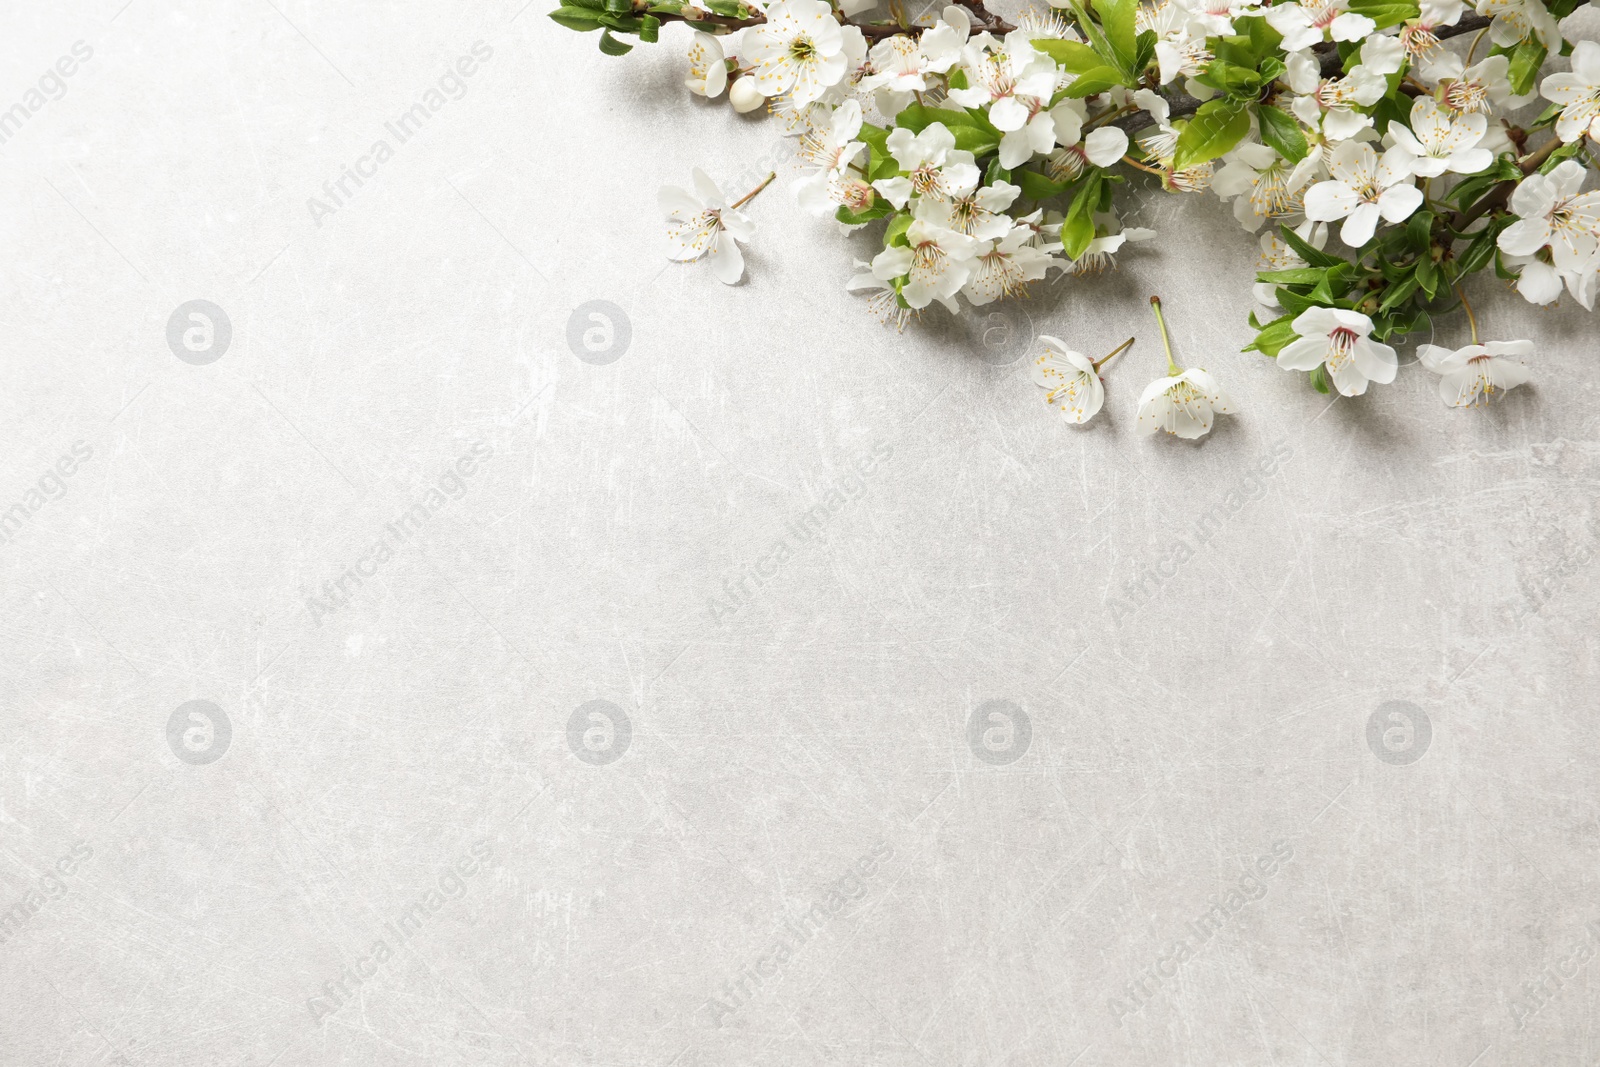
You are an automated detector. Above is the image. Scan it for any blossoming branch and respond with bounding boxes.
[552,0,1598,436]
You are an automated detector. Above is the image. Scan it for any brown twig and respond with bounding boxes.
[669,0,1013,39]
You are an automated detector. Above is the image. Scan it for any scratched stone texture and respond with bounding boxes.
[2,1,1599,1065]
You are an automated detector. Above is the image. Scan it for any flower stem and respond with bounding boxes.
[1121,155,1166,177]
[1464,25,1488,66]
[1149,296,1182,377]
[731,171,777,209]
[1094,336,1136,371]
[1455,284,1480,345]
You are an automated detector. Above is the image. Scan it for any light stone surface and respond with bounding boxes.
[3,2,1599,1065]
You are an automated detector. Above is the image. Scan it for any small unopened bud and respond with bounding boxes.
[729,77,765,114]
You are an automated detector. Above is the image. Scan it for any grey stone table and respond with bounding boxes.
[2,2,1597,1065]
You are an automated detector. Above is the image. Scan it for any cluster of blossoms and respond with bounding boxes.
[556,0,1600,436]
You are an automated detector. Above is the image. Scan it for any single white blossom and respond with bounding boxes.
[845,258,912,328]
[1497,160,1600,276]
[1539,40,1600,144]
[872,122,981,207]
[743,0,849,105]
[918,178,1021,240]
[1213,142,1319,229]
[1388,96,1493,176]
[1136,369,1236,437]
[1267,0,1376,52]
[947,34,1058,130]
[1290,65,1389,140]
[964,218,1058,303]
[1275,306,1398,394]
[1421,53,1515,114]
[859,10,967,104]
[1030,336,1110,423]
[794,99,868,215]
[1417,340,1532,405]
[685,32,728,98]
[660,169,756,284]
[1476,0,1559,49]
[868,219,981,310]
[1303,140,1424,247]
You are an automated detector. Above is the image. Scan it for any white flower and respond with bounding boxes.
[1290,66,1389,140]
[1275,306,1398,394]
[1422,54,1514,114]
[946,35,1058,130]
[845,259,912,328]
[1540,40,1600,144]
[1497,161,1600,275]
[1175,0,1263,37]
[1030,336,1106,423]
[685,32,728,98]
[1303,140,1423,247]
[1356,34,1407,77]
[1388,96,1493,177]
[743,0,848,105]
[1064,218,1156,274]
[1136,369,1236,438]
[859,9,967,100]
[1045,113,1129,182]
[871,122,980,208]
[963,219,1058,303]
[868,219,981,310]
[660,169,755,284]
[1266,0,1376,52]
[1417,340,1532,405]
[1476,0,1558,49]
[1140,1,1213,85]
[794,100,868,215]
[917,178,1020,239]
[1212,142,1319,229]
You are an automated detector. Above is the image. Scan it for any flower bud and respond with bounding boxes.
[729,77,765,114]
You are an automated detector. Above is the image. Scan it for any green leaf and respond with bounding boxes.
[952,126,1000,156]
[598,28,634,52]
[1016,169,1072,200]
[1032,38,1105,73]
[856,122,890,157]
[1255,105,1307,163]
[1243,318,1299,357]
[1060,65,1127,97]
[1308,365,1330,393]
[1404,210,1434,252]
[1454,217,1511,275]
[1173,100,1250,170]
[1280,225,1344,269]
[1378,272,1421,311]
[1062,172,1103,260]
[894,104,978,132]
[1347,0,1419,28]
[549,7,605,30]
[885,212,913,247]
[639,13,660,40]
[836,201,894,226]
[1506,40,1548,96]
[1092,0,1139,71]
[1414,254,1440,299]
[1256,267,1326,285]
